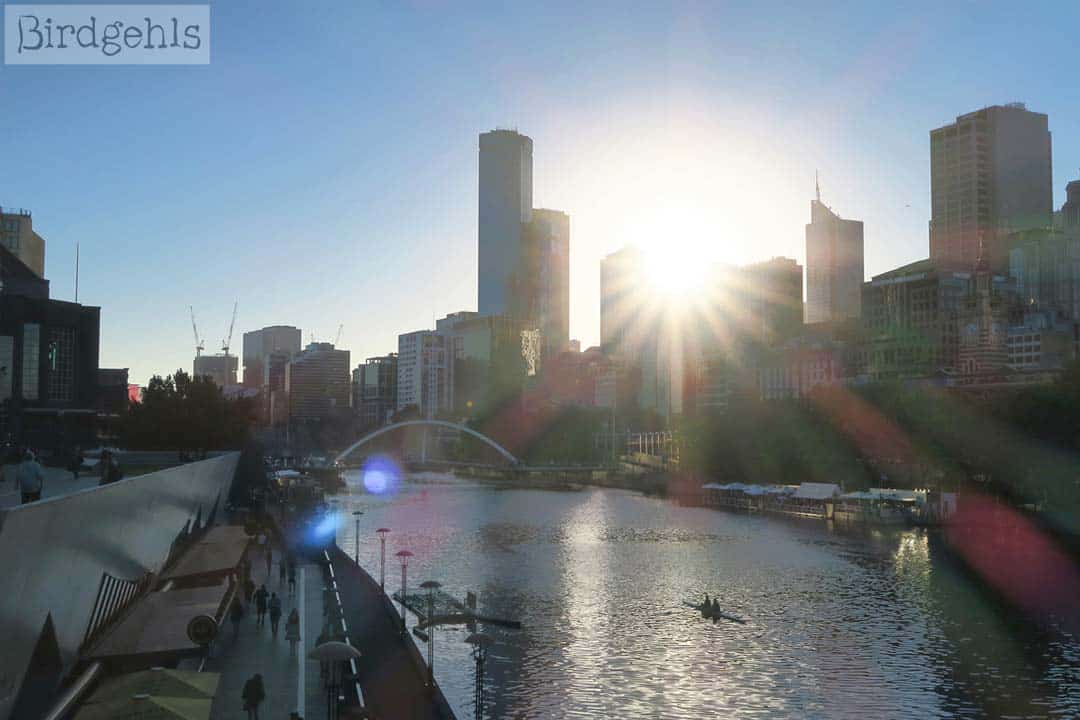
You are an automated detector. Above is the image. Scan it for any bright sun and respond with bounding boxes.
[631,208,718,301]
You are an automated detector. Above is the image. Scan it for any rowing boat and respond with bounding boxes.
[682,601,746,624]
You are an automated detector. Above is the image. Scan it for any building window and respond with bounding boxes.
[48,326,76,402]
[22,323,40,401]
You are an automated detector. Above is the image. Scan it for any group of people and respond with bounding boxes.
[229,541,303,719]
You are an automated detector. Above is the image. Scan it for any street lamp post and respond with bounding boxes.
[465,633,492,720]
[395,550,413,633]
[351,510,363,564]
[420,580,441,686]
[376,528,391,590]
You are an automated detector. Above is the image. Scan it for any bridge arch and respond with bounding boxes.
[333,420,519,466]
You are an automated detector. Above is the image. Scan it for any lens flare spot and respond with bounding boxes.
[362,455,400,495]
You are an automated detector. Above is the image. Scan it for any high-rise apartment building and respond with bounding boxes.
[285,342,350,420]
[396,330,452,418]
[242,325,302,388]
[0,206,45,278]
[930,103,1052,271]
[805,191,864,324]
[478,129,533,317]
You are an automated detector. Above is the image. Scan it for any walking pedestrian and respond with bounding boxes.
[254,584,269,627]
[287,562,297,597]
[243,576,255,605]
[264,543,272,579]
[285,609,300,657]
[241,673,265,720]
[16,450,44,504]
[278,556,287,587]
[269,593,282,637]
[230,598,243,639]
[68,446,82,481]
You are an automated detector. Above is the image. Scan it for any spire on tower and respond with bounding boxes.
[815,170,821,202]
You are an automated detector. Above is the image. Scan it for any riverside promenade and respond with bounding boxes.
[205,548,328,719]
[326,545,456,720]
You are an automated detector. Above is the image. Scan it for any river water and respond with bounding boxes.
[332,470,1079,719]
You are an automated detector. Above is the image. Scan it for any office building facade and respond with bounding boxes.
[0,206,45,278]
[285,342,351,420]
[0,243,100,448]
[518,208,570,355]
[352,353,398,427]
[242,325,302,388]
[930,103,1052,271]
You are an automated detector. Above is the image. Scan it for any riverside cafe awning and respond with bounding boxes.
[82,583,231,667]
[160,525,252,587]
[83,525,250,668]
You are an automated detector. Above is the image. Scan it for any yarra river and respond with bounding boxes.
[334,470,1078,719]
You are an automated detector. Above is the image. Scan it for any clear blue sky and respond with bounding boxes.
[2,1,1078,384]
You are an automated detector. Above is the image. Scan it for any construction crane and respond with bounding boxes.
[190,305,205,357]
[334,323,344,347]
[222,300,238,356]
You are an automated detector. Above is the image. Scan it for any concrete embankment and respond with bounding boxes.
[326,545,456,720]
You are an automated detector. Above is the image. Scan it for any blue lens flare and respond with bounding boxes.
[312,512,339,538]
[362,455,400,495]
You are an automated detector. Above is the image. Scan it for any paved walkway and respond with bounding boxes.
[206,549,328,720]
[330,547,455,720]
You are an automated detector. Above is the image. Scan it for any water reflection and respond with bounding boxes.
[334,472,1079,719]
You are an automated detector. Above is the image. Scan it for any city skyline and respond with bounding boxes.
[3,3,1080,384]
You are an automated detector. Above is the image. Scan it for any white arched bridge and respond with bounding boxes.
[333,420,520,467]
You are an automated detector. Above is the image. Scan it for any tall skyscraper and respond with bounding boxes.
[805,187,864,324]
[478,129,533,317]
[930,103,1052,271]
[518,208,570,355]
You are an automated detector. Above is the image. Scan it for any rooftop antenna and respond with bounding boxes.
[815,170,821,202]
[74,241,79,303]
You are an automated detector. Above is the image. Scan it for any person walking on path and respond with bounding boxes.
[264,544,273,579]
[68,447,82,481]
[243,576,255,606]
[229,598,244,639]
[287,562,297,597]
[278,556,287,587]
[254,584,269,627]
[16,451,44,504]
[241,673,265,720]
[285,609,300,657]
[269,593,282,637]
